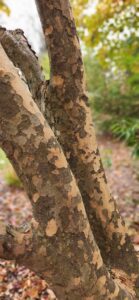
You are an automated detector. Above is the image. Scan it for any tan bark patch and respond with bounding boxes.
[47,149,66,169]
[78,240,84,248]
[72,277,81,286]
[45,219,58,237]
[67,178,79,202]
[77,202,85,215]
[96,275,107,296]
[33,193,39,203]
[110,284,119,298]
[52,76,64,86]
[72,36,80,49]
[93,250,103,270]
[14,232,24,244]
[64,101,74,109]
[55,16,63,32]
[43,126,54,141]
[45,25,53,36]
[83,219,90,239]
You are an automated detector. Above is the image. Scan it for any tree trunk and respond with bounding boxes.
[0,0,138,299]
[35,0,138,275]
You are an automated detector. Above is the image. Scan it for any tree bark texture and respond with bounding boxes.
[35,0,139,275]
[0,0,139,299]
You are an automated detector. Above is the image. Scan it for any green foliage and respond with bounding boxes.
[39,53,50,80]
[83,50,137,117]
[101,149,112,168]
[4,165,22,188]
[94,117,139,157]
[0,148,9,169]
[0,148,21,187]
[84,51,106,104]
[110,118,139,157]
[0,0,10,15]
[83,49,139,157]
[74,0,139,52]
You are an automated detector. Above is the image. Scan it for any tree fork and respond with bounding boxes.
[1,2,138,276]
[35,0,139,275]
[0,44,137,299]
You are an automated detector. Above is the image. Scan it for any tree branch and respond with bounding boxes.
[35,0,83,91]
[35,0,139,276]
[0,26,47,113]
[0,43,135,299]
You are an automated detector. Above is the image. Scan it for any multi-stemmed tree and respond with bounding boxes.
[0,1,138,299]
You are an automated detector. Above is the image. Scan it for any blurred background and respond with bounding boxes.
[0,0,139,299]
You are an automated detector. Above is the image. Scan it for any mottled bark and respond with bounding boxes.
[0,26,52,142]
[0,26,46,112]
[0,0,139,298]
[0,44,136,299]
[35,0,139,276]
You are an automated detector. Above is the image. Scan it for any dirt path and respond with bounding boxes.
[0,134,139,299]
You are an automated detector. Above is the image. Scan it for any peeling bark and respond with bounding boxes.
[0,44,137,299]
[35,0,139,277]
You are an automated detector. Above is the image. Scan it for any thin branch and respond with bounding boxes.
[0,26,47,113]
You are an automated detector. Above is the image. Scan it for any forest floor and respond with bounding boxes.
[0,134,139,299]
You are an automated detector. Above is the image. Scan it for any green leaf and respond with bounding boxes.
[0,0,10,15]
